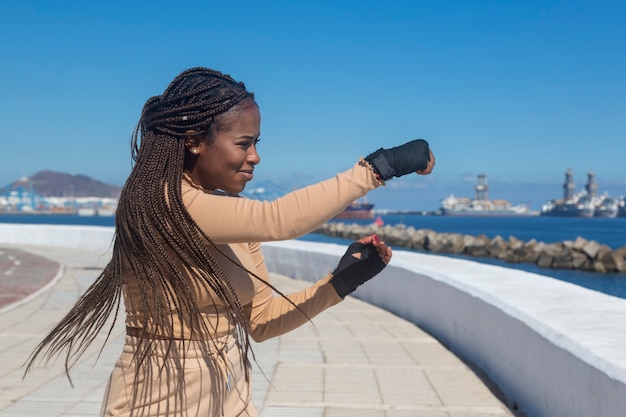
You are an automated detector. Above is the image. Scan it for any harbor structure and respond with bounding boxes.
[618,197,626,218]
[541,169,618,218]
[440,174,532,216]
[0,186,117,216]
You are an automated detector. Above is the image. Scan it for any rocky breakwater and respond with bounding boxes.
[313,222,626,273]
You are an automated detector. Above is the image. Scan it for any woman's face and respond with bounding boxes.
[185,101,261,194]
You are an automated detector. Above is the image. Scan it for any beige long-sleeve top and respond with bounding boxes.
[123,161,380,342]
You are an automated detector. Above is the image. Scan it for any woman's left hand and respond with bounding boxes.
[361,234,392,264]
[330,234,392,298]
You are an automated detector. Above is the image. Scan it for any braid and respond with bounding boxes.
[134,68,253,149]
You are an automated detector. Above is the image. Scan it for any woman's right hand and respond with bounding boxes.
[417,149,435,175]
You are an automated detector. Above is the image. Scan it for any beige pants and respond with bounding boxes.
[100,335,259,417]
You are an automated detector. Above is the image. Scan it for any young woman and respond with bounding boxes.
[25,67,435,416]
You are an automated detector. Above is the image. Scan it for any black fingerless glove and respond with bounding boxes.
[330,242,387,298]
[365,139,431,181]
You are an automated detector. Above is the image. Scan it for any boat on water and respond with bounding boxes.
[97,205,117,217]
[541,170,619,218]
[440,174,532,216]
[540,194,595,218]
[618,197,626,218]
[77,207,97,216]
[441,196,531,216]
[594,196,620,218]
[333,200,375,220]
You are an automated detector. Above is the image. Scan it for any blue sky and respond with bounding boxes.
[1,0,624,211]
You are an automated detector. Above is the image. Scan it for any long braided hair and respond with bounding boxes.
[25,67,277,410]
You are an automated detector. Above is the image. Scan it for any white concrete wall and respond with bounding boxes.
[261,240,626,417]
[2,224,626,417]
[0,223,115,251]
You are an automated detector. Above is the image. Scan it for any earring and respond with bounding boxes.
[192,149,198,154]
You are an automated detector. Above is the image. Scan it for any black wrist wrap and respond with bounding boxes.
[331,242,386,298]
[365,139,430,181]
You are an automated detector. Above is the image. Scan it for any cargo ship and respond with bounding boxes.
[594,196,620,218]
[540,194,595,217]
[333,200,375,220]
[440,196,531,216]
[439,174,532,216]
[619,197,626,218]
[541,170,619,218]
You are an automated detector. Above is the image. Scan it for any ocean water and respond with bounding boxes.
[0,213,116,227]
[2,213,626,299]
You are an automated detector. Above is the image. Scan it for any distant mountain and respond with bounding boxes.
[1,170,122,198]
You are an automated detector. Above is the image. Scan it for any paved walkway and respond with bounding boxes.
[0,245,516,417]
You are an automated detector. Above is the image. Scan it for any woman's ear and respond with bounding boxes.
[184,131,203,154]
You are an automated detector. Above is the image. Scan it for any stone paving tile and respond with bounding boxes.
[386,411,447,417]
[408,339,468,368]
[261,407,323,417]
[270,364,324,393]
[361,338,418,366]
[326,409,385,417]
[377,367,441,406]
[427,366,505,407]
